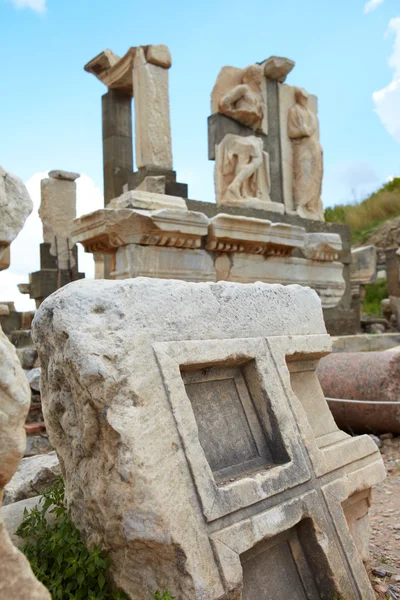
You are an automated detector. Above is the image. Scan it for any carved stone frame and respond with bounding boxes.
[154,337,310,521]
[209,489,356,598]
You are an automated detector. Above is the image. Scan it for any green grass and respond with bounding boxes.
[362,280,388,317]
[325,177,400,244]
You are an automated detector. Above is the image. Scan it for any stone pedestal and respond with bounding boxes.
[23,244,84,308]
[72,194,345,311]
[33,278,385,600]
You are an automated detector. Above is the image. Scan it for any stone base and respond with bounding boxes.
[32,278,385,600]
[113,244,345,310]
[29,269,85,304]
[128,165,188,198]
[26,243,85,305]
[216,197,285,214]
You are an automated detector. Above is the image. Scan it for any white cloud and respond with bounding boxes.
[364,0,384,14]
[373,18,400,143]
[7,0,46,13]
[0,172,103,312]
[329,160,380,203]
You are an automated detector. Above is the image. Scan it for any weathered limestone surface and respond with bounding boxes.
[0,519,51,598]
[73,208,208,255]
[262,56,295,82]
[279,84,321,218]
[109,189,187,211]
[0,495,43,547]
[33,278,384,600]
[133,46,172,169]
[215,134,283,213]
[287,88,324,221]
[0,165,33,266]
[211,64,268,135]
[72,204,345,309]
[39,171,80,269]
[0,326,50,599]
[351,245,377,285]
[3,452,60,506]
[0,327,31,493]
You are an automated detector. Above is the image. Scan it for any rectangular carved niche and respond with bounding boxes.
[241,520,337,600]
[181,362,288,484]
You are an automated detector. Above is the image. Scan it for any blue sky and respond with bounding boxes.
[1,0,400,308]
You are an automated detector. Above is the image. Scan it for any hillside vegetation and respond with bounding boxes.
[325,177,400,246]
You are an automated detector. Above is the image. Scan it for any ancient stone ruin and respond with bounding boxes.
[19,169,84,308]
[75,46,356,335]
[33,277,384,599]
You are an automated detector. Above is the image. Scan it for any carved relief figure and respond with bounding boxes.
[288,88,324,221]
[212,64,267,134]
[216,134,270,208]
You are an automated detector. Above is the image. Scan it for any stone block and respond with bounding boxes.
[208,113,268,161]
[0,304,9,316]
[351,245,377,285]
[48,170,80,181]
[16,347,38,370]
[0,165,33,249]
[302,232,342,261]
[32,278,384,599]
[72,208,208,254]
[331,332,400,353]
[11,330,32,349]
[133,47,173,169]
[146,44,172,69]
[114,244,216,280]
[0,245,10,271]
[39,174,78,270]
[385,247,400,297]
[206,213,305,255]
[109,189,187,211]
[3,452,60,506]
[0,496,43,547]
[262,55,295,82]
[0,309,22,335]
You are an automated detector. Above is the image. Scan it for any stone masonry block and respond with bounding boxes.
[32,279,385,599]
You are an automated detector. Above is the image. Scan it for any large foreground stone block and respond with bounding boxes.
[0,325,50,599]
[33,278,384,600]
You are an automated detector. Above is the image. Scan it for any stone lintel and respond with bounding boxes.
[84,45,171,95]
[71,208,208,254]
[208,113,268,161]
[48,170,80,182]
[85,47,135,94]
[206,213,305,256]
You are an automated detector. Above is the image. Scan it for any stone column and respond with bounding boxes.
[132,45,173,170]
[102,90,133,205]
[39,170,80,269]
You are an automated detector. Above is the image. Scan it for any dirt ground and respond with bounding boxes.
[368,435,400,598]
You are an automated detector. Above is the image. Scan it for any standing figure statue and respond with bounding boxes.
[288,88,324,221]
